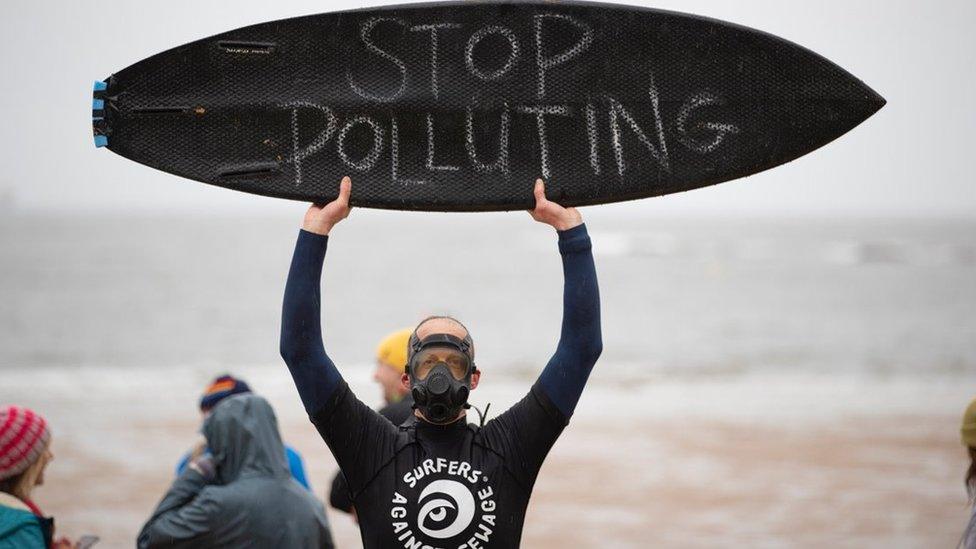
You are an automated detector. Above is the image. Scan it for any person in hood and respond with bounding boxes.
[280,177,602,548]
[328,327,415,517]
[960,397,976,548]
[174,374,311,490]
[138,394,334,548]
[0,405,77,549]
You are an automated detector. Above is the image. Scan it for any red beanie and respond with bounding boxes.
[0,406,51,481]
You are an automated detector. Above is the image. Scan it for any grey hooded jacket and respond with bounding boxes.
[138,394,334,548]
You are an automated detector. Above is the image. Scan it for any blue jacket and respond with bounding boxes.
[176,443,310,490]
[0,493,49,549]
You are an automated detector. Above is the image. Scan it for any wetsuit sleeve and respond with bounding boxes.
[279,229,345,418]
[280,229,399,496]
[480,224,602,487]
[537,223,603,416]
[137,469,221,548]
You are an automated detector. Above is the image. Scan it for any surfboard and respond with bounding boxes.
[92,0,885,211]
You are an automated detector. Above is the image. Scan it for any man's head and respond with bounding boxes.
[403,316,481,424]
[199,375,252,416]
[374,328,412,404]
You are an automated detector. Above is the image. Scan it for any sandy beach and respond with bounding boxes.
[4,364,969,548]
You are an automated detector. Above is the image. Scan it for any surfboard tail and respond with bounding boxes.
[92,80,111,148]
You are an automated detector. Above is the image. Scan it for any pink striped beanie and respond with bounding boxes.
[0,406,51,481]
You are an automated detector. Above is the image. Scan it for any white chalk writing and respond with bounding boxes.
[337,116,384,171]
[534,14,593,99]
[465,103,511,175]
[347,17,408,103]
[676,92,741,153]
[426,114,460,171]
[465,25,520,81]
[411,23,462,99]
[585,102,600,175]
[391,117,426,185]
[287,102,337,186]
[608,74,670,174]
[518,104,570,179]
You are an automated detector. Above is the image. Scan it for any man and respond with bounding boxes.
[329,328,416,515]
[138,394,335,548]
[175,374,311,490]
[280,176,601,548]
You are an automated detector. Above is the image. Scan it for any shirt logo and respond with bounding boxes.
[417,479,475,538]
[391,458,498,548]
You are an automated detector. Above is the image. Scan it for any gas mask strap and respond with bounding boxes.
[470,402,491,430]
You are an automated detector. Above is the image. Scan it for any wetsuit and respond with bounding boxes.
[280,224,601,549]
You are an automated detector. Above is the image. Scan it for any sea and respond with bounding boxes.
[1,211,973,379]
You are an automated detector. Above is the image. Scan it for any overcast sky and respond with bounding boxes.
[1,0,973,217]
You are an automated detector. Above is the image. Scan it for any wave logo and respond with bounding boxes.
[416,479,476,539]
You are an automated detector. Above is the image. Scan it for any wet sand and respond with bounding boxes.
[10,365,969,548]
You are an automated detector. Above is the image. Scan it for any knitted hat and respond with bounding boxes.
[0,406,51,481]
[376,328,413,374]
[200,375,252,412]
[962,398,976,447]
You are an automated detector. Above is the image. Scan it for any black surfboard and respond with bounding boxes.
[92,0,884,211]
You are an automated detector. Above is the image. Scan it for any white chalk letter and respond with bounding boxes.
[608,76,670,175]
[337,116,384,172]
[347,17,408,103]
[676,92,740,153]
[517,104,570,179]
[390,117,426,185]
[426,114,460,171]
[534,14,593,99]
[465,103,510,175]
[410,23,462,99]
[287,102,338,186]
[465,25,520,81]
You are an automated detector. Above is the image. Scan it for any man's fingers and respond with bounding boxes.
[337,176,352,205]
[533,179,546,205]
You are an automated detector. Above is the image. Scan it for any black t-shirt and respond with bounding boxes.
[313,380,568,549]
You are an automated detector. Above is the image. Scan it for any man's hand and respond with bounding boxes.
[528,179,583,231]
[303,176,352,236]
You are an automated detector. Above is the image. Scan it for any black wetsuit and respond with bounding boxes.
[281,224,601,549]
[329,395,414,513]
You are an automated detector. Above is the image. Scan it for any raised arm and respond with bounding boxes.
[529,180,603,417]
[279,177,352,418]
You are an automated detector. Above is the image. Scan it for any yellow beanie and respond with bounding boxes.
[376,328,413,374]
[963,398,976,447]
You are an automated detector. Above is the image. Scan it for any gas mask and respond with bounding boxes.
[407,332,475,424]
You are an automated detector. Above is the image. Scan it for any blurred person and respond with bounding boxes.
[0,405,78,548]
[280,177,602,548]
[138,394,334,548]
[175,374,310,490]
[960,397,976,548]
[328,328,415,516]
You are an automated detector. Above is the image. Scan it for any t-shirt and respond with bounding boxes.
[315,381,566,549]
